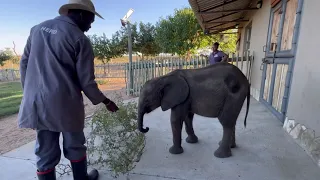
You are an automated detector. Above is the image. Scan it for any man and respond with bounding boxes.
[18,0,118,179]
[208,42,228,65]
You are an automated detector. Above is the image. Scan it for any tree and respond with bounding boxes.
[0,48,14,66]
[136,22,160,59]
[154,7,202,56]
[11,41,20,64]
[116,23,140,54]
[154,7,238,57]
[88,33,125,74]
[197,29,238,55]
[109,31,127,60]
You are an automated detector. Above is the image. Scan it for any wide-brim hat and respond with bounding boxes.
[59,0,104,19]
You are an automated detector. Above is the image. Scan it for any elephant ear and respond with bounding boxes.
[160,75,189,111]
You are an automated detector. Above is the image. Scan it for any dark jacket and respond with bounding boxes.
[18,15,106,132]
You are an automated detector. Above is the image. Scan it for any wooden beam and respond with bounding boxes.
[209,23,242,31]
[206,19,249,24]
[199,8,259,15]
[271,0,281,7]
[201,0,239,13]
[206,17,244,29]
[203,12,239,23]
[206,21,236,29]
[210,27,242,31]
[217,32,238,34]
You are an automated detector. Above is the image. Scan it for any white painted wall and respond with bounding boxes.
[238,0,271,99]
[286,0,320,136]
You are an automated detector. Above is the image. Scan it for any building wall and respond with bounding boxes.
[238,0,271,100]
[282,0,320,166]
[236,0,320,167]
[286,0,320,137]
[240,0,320,166]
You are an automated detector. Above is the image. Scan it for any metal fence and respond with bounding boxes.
[0,50,254,97]
[94,63,126,78]
[0,63,127,83]
[0,69,20,82]
[125,50,254,96]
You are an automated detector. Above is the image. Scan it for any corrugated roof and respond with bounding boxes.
[188,0,259,34]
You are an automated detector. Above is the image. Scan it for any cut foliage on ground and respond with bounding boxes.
[86,94,145,178]
[0,82,22,118]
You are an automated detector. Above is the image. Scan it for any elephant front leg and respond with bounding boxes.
[214,127,232,158]
[184,112,198,144]
[169,108,184,155]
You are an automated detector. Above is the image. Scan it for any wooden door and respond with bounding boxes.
[260,0,303,122]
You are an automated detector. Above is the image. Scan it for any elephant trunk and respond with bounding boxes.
[138,106,149,133]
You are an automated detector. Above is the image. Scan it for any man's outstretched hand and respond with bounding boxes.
[103,98,119,112]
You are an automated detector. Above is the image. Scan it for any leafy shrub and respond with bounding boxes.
[96,79,108,85]
[86,94,145,178]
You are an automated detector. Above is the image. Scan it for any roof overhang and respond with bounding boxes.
[188,0,261,34]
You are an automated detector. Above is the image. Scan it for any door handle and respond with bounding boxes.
[263,45,267,52]
[260,58,269,70]
[262,58,268,63]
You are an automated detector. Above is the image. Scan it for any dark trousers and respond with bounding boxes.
[35,130,87,172]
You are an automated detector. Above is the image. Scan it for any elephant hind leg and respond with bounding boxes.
[184,112,198,144]
[214,127,233,158]
[215,97,243,158]
[219,126,236,148]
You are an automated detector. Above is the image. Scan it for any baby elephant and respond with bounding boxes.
[137,62,250,158]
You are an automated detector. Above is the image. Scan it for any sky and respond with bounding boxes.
[0,0,191,54]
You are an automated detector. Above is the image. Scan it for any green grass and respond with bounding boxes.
[0,82,23,118]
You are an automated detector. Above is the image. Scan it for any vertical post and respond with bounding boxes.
[231,53,235,65]
[127,22,134,95]
[236,51,239,68]
[246,50,250,78]
[126,63,129,95]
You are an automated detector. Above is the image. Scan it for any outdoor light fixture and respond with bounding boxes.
[120,8,134,27]
[120,8,135,95]
[257,0,263,9]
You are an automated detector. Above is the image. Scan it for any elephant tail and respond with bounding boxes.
[244,84,251,128]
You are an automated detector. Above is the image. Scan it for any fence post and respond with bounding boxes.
[231,53,235,65]
[246,50,250,78]
[248,51,254,84]
[241,52,244,71]
[138,60,142,94]
[205,55,208,67]
[152,58,155,79]
[236,51,239,68]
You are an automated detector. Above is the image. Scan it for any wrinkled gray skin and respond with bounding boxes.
[137,62,250,158]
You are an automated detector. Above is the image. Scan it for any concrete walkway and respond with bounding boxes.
[0,98,319,180]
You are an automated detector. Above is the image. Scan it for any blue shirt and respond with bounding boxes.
[208,51,225,65]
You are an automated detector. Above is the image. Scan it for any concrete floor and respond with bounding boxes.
[0,97,319,180]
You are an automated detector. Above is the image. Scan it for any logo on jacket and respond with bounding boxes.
[41,26,57,35]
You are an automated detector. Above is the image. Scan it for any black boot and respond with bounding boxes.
[36,168,56,180]
[70,157,99,180]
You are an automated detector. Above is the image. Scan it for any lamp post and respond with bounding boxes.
[121,8,134,96]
